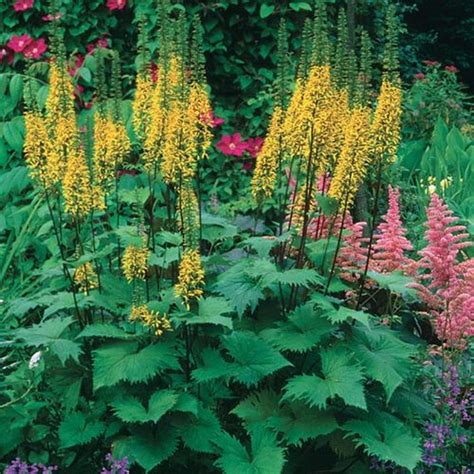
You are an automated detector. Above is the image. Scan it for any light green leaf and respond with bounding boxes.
[268,402,338,446]
[76,324,133,340]
[58,411,105,448]
[173,407,221,453]
[223,331,292,387]
[215,427,285,474]
[283,348,366,410]
[185,297,233,329]
[260,303,333,353]
[93,342,179,390]
[259,4,275,18]
[326,306,371,329]
[114,426,179,472]
[344,416,421,471]
[231,390,280,431]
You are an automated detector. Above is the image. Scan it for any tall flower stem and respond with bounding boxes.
[356,158,383,309]
[44,190,82,326]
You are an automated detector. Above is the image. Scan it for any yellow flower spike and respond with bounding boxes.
[175,249,205,310]
[132,72,154,143]
[177,181,200,249]
[93,112,131,188]
[73,262,98,294]
[23,111,54,188]
[46,61,78,183]
[282,79,307,158]
[371,79,402,163]
[129,304,172,337]
[328,106,372,208]
[143,81,166,173]
[122,244,149,282]
[62,148,95,219]
[187,82,213,155]
[252,106,285,203]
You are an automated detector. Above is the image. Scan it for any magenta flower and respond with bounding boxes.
[445,65,459,74]
[87,37,109,54]
[423,60,440,67]
[372,186,415,274]
[42,12,62,21]
[414,72,425,81]
[0,45,15,65]
[200,110,224,128]
[23,38,47,59]
[106,0,126,10]
[68,54,85,77]
[7,34,33,53]
[216,133,247,156]
[245,137,264,157]
[13,0,34,12]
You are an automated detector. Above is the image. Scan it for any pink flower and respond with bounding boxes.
[150,62,158,83]
[372,186,415,274]
[42,12,62,21]
[245,137,264,158]
[0,45,15,65]
[414,72,425,81]
[445,65,459,74]
[423,60,440,67]
[106,0,126,10]
[216,133,247,157]
[200,110,224,128]
[23,38,47,60]
[86,37,109,54]
[7,34,33,53]
[337,219,369,282]
[68,54,85,77]
[13,0,34,12]
[410,193,473,347]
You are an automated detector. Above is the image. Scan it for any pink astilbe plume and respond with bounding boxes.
[372,186,416,275]
[337,220,369,282]
[411,193,473,347]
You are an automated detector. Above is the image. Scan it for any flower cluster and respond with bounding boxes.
[122,244,149,283]
[100,453,129,474]
[7,34,47,60]
[106,0,127,11]
[130,305,172,337]
[175,249,205,309]
[5,458,57,474]
[420,362,473,470]
[73,262,99,294]
[13,0,34,12]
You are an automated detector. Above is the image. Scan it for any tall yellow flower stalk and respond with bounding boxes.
[251,106,285,203]
[45,61,78,185]
[177,180,200,249]
[62,148,95,219]
[93,112,131,189]
[370,78,402,163]
[328,106,372,207]
[175,248,205,310]
[122,243,149,283]
[23,111,54,188]
[132,70,154,143]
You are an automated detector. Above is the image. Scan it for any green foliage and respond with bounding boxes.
[283,348,367,410]
[214,428,286,474]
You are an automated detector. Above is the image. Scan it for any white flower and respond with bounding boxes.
[29,351,42,369]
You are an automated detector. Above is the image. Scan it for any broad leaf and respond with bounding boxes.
[76,324,133,340]
[114,425,179,472]
[16,317,82,364]
[283,348,366,410]
[344,416,421,471]
[110,390,178,423]
[58,411,105,448]
[185,296,233,329]
[326,307,370,329]
[214,427,285,474]
[260,303,333,353]
[192,347,234,383]
[172,407,222,453]
[93,342,179,390]
[268,402,338,446]
[231,390,280,431]
[222,331,292,387]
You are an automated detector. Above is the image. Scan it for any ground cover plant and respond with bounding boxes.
[0,0,473,473]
